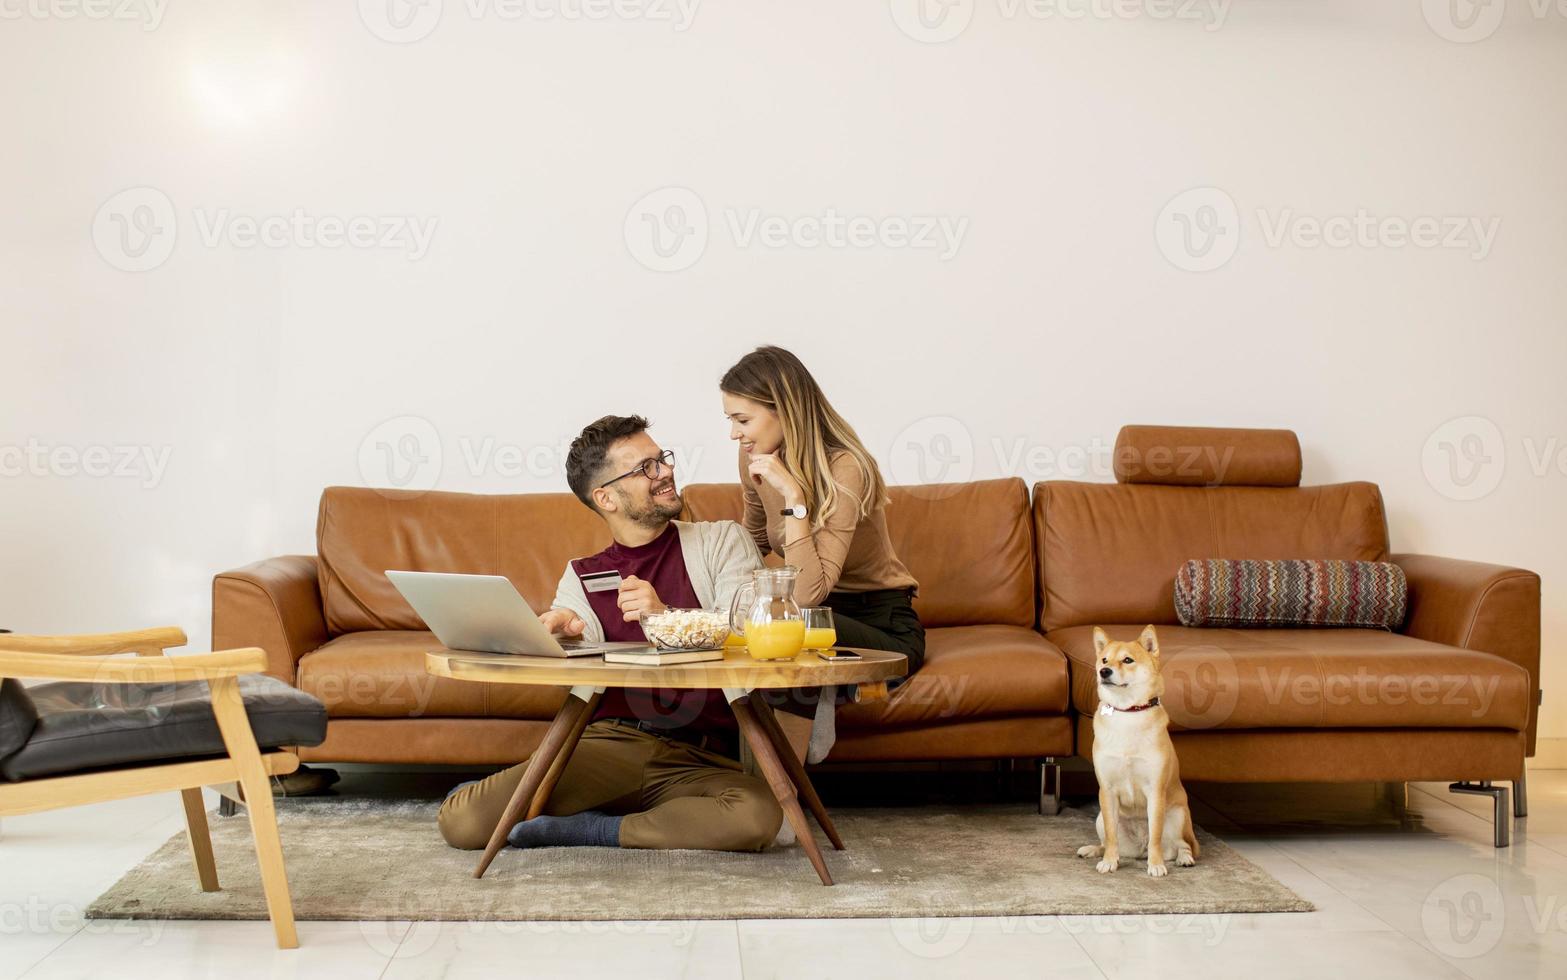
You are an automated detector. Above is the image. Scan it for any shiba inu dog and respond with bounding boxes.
[1076,625,1199,877]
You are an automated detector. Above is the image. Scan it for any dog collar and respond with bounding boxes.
[1099,696,1161,716]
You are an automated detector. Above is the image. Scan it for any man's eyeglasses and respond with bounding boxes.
[599,449,675,489]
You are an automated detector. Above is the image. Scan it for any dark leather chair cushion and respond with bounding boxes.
[0,678,39,759]
[0,674,327,782]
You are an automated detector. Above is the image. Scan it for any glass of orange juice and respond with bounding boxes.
[802,607,837,654]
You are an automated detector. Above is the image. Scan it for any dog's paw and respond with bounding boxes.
[1076,845,1102,859]
[1095,857,1119,874]
[1176,851,1196,867]
[1146,862,1168,878]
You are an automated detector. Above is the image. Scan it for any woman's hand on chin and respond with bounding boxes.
[747,453,804,507]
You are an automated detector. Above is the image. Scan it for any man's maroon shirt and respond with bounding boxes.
[571,523,737,747]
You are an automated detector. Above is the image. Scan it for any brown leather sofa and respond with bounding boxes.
[212,477,1073,770]
[211,424,1540,844]
[1036,425,1539,844]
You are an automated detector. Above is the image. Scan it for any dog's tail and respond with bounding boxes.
[1182,810,1200,859]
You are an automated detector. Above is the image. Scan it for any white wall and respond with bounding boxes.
[4,2,1565,740]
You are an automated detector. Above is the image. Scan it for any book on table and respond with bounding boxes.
[602,647,725,666]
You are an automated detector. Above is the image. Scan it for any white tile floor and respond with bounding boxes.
[2,772,1564,980]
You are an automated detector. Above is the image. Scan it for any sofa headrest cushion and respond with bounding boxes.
[1113,425,1302,487]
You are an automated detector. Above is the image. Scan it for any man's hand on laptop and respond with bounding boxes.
[617,575,667,622]
[539,608,586,636]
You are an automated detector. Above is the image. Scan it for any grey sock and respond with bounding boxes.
[806,686,838,765]
[507,811,622,849]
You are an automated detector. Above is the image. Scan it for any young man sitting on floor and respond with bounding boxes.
[437,414,785,853]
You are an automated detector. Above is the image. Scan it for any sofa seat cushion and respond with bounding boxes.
[1050,625,1531,732]
[838,625,1069,730]
[297,631,567,720]
[1,674,327,782]
[0,678,40,759]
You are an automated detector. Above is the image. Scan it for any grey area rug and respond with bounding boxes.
[88,799,1311,921]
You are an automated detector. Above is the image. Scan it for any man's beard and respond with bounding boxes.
[619,484,683,528]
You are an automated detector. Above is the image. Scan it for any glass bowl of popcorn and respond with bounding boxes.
[640,608,731,651]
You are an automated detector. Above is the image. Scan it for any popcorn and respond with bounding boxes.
[641,608,731,651]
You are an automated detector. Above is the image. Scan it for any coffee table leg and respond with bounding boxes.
[726,691,834,886]
[528,692,602,820]
[473,684,600,879]
[749,695,844,851]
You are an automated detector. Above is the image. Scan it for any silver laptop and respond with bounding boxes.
[386,570,616,658]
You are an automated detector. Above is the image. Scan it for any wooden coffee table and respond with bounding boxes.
[425,646,907,885]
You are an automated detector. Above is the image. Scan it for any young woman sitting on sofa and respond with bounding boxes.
[719,345,925,675]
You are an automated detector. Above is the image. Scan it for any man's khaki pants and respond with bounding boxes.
[438,721,783,852]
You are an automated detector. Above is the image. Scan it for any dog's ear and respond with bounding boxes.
[1139,624,1160,657]
[1093,626,1109,655]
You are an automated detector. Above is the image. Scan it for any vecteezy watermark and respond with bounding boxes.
[359,894,701,958]
[357,0,701,43]
[1423,0,1508,42]
[624,187,968,272]
[1422,415,1506,501]
[0,0,167,30]
[356,415,709,495]
[91,187,439,272]
[1420,417,1567,502]
[889,909,1233,960]
[623,187,708,273]
[1422,873,1567,959]
[1254,668,1502,719]
[1161,645,1240,730]
[1422,874,1506,958]
[1423,0,1567,43]
[92,187,178,273]
[1167,651,1504,729]
[0,897,165,943]
[884,416,1249,488]
[359,416,445,493]
[888,0,977,42]
[889,0,1229,43]
[308,669,441,717]
[190,210,438,259]
[888,416,977,488]
[1155,187,1240,272]
[0,439,172,489]
[1156,186,1500,272]
[1254,209,1500,259]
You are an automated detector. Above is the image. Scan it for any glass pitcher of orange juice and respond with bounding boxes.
[728,567,805,660]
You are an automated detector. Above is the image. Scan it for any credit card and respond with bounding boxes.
[580,570,623,593]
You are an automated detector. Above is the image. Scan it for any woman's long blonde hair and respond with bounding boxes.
[721,346,888,531]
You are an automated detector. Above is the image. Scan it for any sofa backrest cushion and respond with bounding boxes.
[1034,481,1390,632]
[317,486,612,635]
[681,478,1036,628]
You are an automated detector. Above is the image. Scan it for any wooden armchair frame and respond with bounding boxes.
[0,627,302,949]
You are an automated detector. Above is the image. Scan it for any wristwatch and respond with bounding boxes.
[780,503,807,520]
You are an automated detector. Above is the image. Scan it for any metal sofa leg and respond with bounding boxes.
[1449,781,1511,848]
[1515,769,1528,819]
[217,780,245,817]
[1038,758,1063,816]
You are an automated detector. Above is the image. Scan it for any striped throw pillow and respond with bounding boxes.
[1174,559,1407,630]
